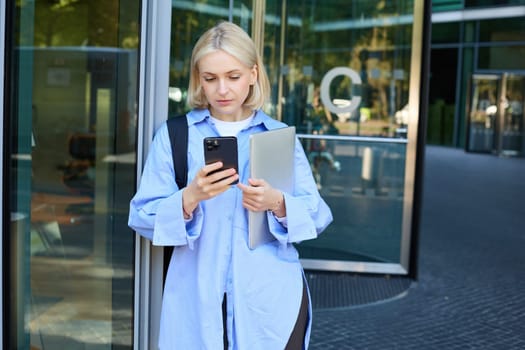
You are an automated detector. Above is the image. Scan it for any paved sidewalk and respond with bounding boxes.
[309,146,525,349]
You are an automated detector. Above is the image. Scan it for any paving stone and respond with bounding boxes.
[308,147,525,350]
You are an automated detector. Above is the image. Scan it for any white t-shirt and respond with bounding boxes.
[210,114,254,136]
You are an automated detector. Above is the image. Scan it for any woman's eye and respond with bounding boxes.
[203,77,215,82]
[230,75,240,80]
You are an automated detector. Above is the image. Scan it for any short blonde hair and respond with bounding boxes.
[187,21,270,110]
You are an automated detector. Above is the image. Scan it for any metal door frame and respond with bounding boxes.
[134,0,173,349]
[0,0,7,345]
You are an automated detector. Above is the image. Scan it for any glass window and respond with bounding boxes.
[168,0,232,118]
[262,0,414,138]
[432,22,460,44]
[467,75,500,153]
[465,0,525,7]
[428,48,458,146]
[297,138,406,264]
[6,1,139,348]
[479,18,525,43]
[501,75,525,155]
[478,46,525,70]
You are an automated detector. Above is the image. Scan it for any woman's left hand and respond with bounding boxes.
[237,178,286,217]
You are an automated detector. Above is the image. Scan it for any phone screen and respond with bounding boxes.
[203,136,239,184]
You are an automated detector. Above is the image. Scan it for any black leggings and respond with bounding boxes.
[222,280,309,350]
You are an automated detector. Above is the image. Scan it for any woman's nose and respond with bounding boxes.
[218,79,229,94]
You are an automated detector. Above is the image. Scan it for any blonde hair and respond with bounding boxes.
[187,21,270,110]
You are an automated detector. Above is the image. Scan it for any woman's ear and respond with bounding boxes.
[250,65,258,85]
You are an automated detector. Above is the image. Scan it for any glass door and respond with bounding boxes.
[4,1,140,348]
[467,73,525,156]
[500,74,525,156]
[467,74,500,153]
[260,0,419,273]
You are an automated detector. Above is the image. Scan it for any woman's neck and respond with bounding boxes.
[209,107,253,122]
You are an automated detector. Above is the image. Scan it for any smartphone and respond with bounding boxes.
[203,136,239,184]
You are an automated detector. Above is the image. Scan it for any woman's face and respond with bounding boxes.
[198,50,257,121]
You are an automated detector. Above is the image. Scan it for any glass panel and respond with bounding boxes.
[428,48,458,146]
[465,0,525,8]
[6,1,140,348]
[431,22,460,44]
[168,0,231,118]
[467,75,500,152]
[264,0,413,138]
[262,0,415,268]
[501,74,525,156]
[478,46,525,70]
[298,137,406,263]
[479,18,525,43]
[232,0,254,31]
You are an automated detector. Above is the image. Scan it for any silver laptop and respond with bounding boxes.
[248,126,296,249]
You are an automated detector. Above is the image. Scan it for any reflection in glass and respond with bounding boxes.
[465,0,524,8]
[479,17,525,43]
[263,0,413,138]
[431,22,460,44]
[478,46,525,71]
[297,137,406,263]
[468,75,500,153]
[7,1,139,348]
[168,0,231,118]
[261,1,413,267]
[467,74,525,156]
[501,75,524,156]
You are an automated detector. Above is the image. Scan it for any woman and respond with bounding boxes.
[129,21,332,350]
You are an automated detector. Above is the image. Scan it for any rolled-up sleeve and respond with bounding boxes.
[268,139,333,244]
[128,123,203,248]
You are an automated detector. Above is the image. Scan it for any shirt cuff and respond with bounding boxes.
[152,190,203,248]
[272,213,288,228]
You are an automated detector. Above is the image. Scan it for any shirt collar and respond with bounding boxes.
[186,108,282,130]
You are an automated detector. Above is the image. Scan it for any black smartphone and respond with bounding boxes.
[203,136,239,184]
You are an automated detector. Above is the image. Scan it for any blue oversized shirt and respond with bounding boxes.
[129,109,333,349]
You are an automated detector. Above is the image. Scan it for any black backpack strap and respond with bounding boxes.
[166,114,188,189]
[164,114,188,282]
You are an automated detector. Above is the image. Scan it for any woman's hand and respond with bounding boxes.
[182,162,238,217]
[237,178,286,217]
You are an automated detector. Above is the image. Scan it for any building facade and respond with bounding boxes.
[428,0,525,156]
[4,0,520,349]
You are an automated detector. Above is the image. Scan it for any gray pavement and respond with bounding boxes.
[308,146,525,349]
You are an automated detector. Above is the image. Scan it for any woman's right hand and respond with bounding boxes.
[182,161,238,217]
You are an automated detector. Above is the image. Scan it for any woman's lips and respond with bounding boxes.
[217,99,232,106]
